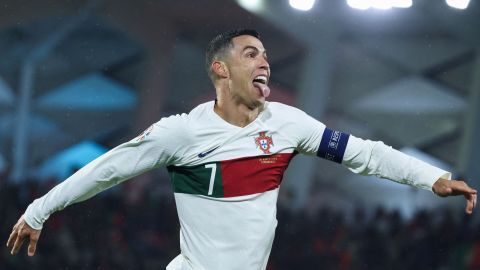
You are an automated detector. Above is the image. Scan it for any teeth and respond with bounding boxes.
[253,75,267,84]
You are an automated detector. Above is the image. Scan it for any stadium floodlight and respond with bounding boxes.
[236,0,265,13]
[347,0,412,10]
[289,0,316,11]
[370,0,392,9]
[446,0,470,9]
[347,0,371,10]
[391,0,412,8]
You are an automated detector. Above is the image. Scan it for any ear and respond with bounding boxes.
[212,61,229,79]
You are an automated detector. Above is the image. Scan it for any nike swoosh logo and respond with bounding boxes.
[198,146,220,158]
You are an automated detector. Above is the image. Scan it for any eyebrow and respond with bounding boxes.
[242,45,267,56]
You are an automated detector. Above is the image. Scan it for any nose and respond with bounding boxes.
[259,56,270,71]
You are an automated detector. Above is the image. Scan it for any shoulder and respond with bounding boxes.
[185,101,213,122]
[265,101,326,136]
[149,101,213,142]
[267,102,306,115]
[155,101,212,129]
[153,113,187,132]
[265,101,311,122]
[267,101,301,112]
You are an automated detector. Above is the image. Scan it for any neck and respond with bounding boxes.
[214,99,261,128]
[214,85,262,128]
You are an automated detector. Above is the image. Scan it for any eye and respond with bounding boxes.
[246,51,256,58]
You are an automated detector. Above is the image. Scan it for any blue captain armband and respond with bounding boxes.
[316,128,350,164]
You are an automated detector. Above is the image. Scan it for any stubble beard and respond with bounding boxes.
[227,79,263,110]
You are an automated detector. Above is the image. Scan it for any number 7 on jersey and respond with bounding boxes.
[205,164,217,196]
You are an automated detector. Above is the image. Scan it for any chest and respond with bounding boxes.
[167,122,298,198]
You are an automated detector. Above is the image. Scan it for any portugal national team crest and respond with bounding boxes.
[255,131,274,154]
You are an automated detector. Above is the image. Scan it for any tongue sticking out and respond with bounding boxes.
[253,82,271,98]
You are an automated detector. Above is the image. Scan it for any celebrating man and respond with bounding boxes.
[7,29,477,270]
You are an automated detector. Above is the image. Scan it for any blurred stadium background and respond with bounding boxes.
[1,0,480,269]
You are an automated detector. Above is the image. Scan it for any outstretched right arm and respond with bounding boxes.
[6,116,185,256]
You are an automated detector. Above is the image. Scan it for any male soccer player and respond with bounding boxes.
[7,29,477,270]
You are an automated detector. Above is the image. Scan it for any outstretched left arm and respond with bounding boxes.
[291,111,477,214]
[315,128,477,214]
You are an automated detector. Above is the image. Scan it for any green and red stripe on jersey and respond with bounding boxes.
[167,153,295,198]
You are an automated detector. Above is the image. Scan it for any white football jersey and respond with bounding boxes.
[24,101,450,270]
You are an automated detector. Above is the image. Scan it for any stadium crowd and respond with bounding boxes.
[1,170,480,270]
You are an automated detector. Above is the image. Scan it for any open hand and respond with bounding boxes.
[433,178,477,214]
[6,215,42,256]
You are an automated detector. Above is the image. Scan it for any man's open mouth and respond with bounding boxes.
[252,75,270,97]
[253,75,268,85]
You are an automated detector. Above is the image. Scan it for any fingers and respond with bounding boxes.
[6,226,18,249]
[451,181,477,196]
[436,180,477,197]
[6,216,40,256]
[465,193,477,215]
[11,230,26,255]
[27,236,38,257]
[450,181,477,215]
[465,194,474,214]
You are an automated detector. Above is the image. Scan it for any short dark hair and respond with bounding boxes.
[205,28,260,81]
